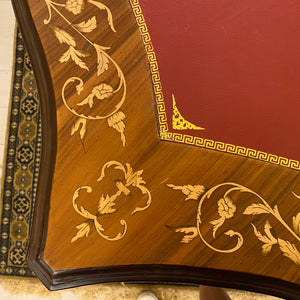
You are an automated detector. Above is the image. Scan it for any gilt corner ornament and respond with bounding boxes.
[172,94,205,131]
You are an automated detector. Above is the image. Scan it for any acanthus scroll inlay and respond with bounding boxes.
[71,161,152,242]
[44,0,127,147]
[167,183,300,266]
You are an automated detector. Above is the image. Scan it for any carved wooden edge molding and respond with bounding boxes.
[11,0,300,298]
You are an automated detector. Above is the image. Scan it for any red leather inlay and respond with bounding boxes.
[140,0,300,160]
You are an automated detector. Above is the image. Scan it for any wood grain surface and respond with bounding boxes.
[11,0,300,298]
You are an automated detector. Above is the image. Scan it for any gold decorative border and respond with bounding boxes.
[129,0,300,171]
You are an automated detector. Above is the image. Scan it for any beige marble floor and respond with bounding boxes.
[0,1,283,299]
[0,0,15,181]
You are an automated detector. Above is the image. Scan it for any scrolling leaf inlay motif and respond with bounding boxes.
[71,161,151,242]
[166,183,300,266]
[44,0,126,147]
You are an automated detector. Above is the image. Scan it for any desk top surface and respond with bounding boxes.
[12,0,300,297]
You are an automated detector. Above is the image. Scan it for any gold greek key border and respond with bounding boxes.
[129,0,300,171]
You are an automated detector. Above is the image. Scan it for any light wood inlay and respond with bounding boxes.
[11,0,300,297]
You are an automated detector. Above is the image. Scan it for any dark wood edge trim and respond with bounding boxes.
[50,264,300,299]
[11,0,57,282]
[10,0,299,298]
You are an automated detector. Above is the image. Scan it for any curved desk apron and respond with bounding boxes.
[12,0,300,298]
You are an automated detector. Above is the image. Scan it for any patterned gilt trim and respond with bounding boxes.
[129,0,300,171]
[130,0,169,135]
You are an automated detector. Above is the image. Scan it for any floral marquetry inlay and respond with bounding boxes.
[167,183,300,266]
[71,161,152,242]
[43,0,126,147]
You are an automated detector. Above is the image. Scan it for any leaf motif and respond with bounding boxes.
[243,203,272,215]
[224,230,243,248]
[94,44,110,76]
[69,47,90,71]
[88,0,116,32]
[251,223,276,245]
[71,118,87,140]
[74,16,97,33]
[72,186,92,203]
[136,170,144,176]
[76,81,84,94]
[59,47,90,71]
[52,26,76,47]
[166,184,205,201]
[79,205,96,220]
[124,163,134,181]
[59,48,72,63]
[251,222,277,255]
[251,223,265,242]
[272,205,281,219]
[77,94,94,108]
[71,222,90,243]
[293,212,300,236]
[107,111,126,147]
[72,186,96,220]
[264,220,277,241]
[94,220,104,232]
[98,194,117,215]
[262,243,274,255]
[166,225,198,244]
[209,217,225,238]
[278,238,300,265]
